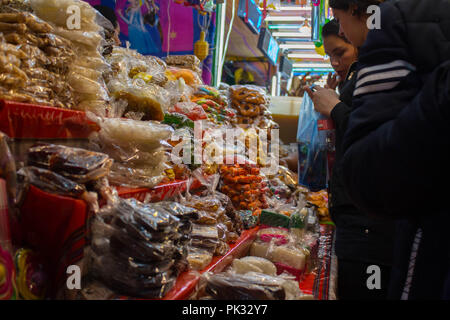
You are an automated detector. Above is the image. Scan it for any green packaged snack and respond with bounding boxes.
[259,210,290,229]
[162,113,194,129]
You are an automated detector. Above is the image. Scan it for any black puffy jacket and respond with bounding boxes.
[341,0,450,299]
[330,62,396,267]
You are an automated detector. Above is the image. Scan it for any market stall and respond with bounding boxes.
[0,0,336,301]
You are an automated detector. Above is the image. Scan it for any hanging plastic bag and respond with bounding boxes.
[296,92,328,191]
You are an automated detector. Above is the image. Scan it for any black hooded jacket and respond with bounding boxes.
[341,0,450,299]
[330,62,396,267]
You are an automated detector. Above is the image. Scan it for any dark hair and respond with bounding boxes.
[322,19,339,38]
[94,5,118,28]
[322,19,351,43]
[329,0,383,16]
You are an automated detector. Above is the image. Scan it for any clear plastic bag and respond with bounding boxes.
[297,93,328,191]
[107,162,166,189]
[108,79,170,121]
[86,197,186,298]
[166,67,202,86]
[187,246,213,271]
[201,272,285,300]
[91,116,173,151]
[17,166,86,199]
[26,144,112,184]
[30,0,102,32]
[165,55,202,75]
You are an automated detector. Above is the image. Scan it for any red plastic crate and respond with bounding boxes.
[0,100,99,139]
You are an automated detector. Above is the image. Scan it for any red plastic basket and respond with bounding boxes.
[0,100,99,139]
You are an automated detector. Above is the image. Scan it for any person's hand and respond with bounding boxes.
[305,86,341,118]
[325,72,340,90]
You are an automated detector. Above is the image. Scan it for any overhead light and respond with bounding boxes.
[270,6,312,11]
[293,68,334,73]
[280,44,316,49]
[265,16,306,22]
[272,32,311,37]
[293,63,332,68]
[268,24,304,29]
[288,53,325,59]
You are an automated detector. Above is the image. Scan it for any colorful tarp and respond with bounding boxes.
[84,0,216,84]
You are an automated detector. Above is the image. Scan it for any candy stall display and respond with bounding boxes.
[0,0,336,302]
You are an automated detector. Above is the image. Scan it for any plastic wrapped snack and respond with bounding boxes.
[17,166,86,199]
[109,80,170,121]
[0,18,77,109]
[166,67,202,86]
[86,197,186,298]
[107,162,166,189]
[92,117,173,151]
[27,144,112,184]
[238,257,277,276]
[29,0,112,113]
[187,246,213,271]
[202,272,285,300]
[165,55,202,75]
[0,1,33,13]
[249,239,306,271]
[231,259,264,274]
[190,224,219,251]
[30,0,102,32]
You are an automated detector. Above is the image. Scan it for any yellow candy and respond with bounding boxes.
[165,169,175,180]
[165,70,177,81]
[133,72,153,83]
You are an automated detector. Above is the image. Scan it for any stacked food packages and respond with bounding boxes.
[219,164,269,213]
[0,0,333,301]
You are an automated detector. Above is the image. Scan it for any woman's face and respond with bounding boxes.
[332,7,369,48]
[323,35,358,80]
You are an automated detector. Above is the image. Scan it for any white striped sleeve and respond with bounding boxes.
[354,60,416,97]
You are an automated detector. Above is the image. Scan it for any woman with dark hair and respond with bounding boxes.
[306,17,396,300]
[326,0,450,300]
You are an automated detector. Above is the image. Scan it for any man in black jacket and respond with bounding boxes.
[337,0,450,299]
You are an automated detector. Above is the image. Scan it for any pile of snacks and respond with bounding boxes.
[30,0,112,115]
[190,85,236,125]
[0,12,76,108]
[306,189,331,223]
[166,55,202,77]
[219,164,269,212]
[182,194,230,270]
[86,199,188,298]
[17,144,112,210]
[89,117,173,189]
[229,85,275,129]
[105,47,171,121]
